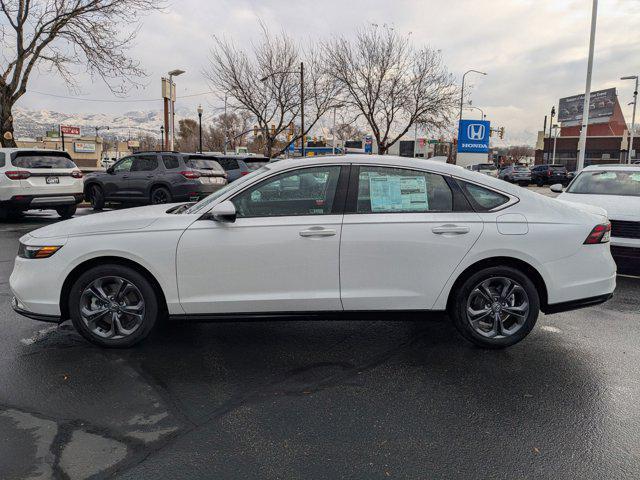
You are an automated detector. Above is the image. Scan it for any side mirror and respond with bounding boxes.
[550,183,564,193]
[208,200,236,223]
[106,166,114,174]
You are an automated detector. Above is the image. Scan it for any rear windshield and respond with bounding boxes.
[186,157,224,172]
[514,166,529,171]
[243,158,270,171]
[11,152,76,169]
[216,158,240,170]
[549,165,566,171]
[478,164,497,170]
[567,170,640,196]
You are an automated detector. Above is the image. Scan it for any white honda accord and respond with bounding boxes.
[10,155,616,348]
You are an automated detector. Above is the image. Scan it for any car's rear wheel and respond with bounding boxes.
[536,178,544,187]
[150,186,172,205]
[56,204,77,219]
[69,265,158,348]
[89,185,105,211]
[450,266,540,349]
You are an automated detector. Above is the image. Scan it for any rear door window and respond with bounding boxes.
[131,156,158,172]
[216,158,239,170]
[11,152,76,169]
[162,155,180,170]
[356,166,453,213]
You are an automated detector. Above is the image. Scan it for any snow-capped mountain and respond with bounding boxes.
[12,107,215,139]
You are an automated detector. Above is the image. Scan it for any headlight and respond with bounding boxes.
[18,243,62,259]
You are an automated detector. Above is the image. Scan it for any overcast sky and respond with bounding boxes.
[15,0,640,144]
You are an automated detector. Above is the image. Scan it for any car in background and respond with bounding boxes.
[499,165,531,186]
[83,152,227,211]
[0,148,83,220]
[553,165,640,275]
[530,164,568,187]
[468,163,498,177]
[209,156,250,182]
[11,155,615,349]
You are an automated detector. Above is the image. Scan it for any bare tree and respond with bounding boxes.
[205,25,340,158]
[176,118,198,152]
[323,25,458,155]
[0,0,164,147]
[506,145,534,164]
[333,122,366,142]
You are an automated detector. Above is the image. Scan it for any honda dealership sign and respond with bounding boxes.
[457,120,490,153]
[558,88,616,123]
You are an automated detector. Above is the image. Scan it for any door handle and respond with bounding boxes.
[299,227,337,237]
[432,224,471,235]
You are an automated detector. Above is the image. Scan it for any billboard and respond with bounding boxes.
[457,120,491,153]
[74,142,96,153]
[558,88,616,123]
[60,125,81,136]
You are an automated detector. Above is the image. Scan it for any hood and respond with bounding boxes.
[29,203,182,239]
[556,193,640,221]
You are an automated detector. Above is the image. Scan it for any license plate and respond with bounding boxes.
[46,176,59,184]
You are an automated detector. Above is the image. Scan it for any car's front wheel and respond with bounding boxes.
[89,185,105,211]
[450,266,540,349]
[69,265,159,348]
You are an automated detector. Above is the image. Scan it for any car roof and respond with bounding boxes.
[0,147,68,154]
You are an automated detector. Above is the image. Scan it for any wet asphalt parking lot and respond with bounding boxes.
[1,206,639,479]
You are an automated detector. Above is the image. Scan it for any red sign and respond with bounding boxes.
[60,125,81,136]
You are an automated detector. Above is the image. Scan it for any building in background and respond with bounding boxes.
[535,88,638,169]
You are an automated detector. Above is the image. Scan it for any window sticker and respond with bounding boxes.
[369,175,428,212]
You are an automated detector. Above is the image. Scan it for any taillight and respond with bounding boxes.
[547,170,552,177]
[179,170,200,179]
[240,171,249,176]
[584,223,611,244]
[71,170,83,178]
[5,171,30,180]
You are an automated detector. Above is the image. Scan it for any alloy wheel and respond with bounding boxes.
[79,276,145,339]
[466,276,530,339]
[151,189,169,204]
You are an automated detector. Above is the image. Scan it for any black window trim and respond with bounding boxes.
[452,176,520,212]
[226,163,350,219]
[344,164,463,215]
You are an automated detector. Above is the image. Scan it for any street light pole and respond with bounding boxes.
[576,0,598,172]
[160,125,164,150]
[223,94,228,154]
[459,70,487,123]
[167,69,185,151]
[197,104,203,153]
[548,106,556,161]
[621,75,638,163]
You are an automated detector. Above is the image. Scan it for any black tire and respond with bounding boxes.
[449,266,540,349]
[505,176,512,183]
[56,204,77,219]
[150,186,172,205]
[536,178,544,187]
[518,182,529,187]
[89,185,105,211]
[0,206,24,221]
[68,264,159,348]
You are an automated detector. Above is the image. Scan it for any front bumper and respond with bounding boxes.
[12,297,61,323]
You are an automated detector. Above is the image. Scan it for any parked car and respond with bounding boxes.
[11,155,616,349]
[553,165,640,274]
[0,148,83,220]
[208,156,250,182]
[530,164,568,187]
[499,165,531,186]
[468,163,498,177]
[83,152,227,210]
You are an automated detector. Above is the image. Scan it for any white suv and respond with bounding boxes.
[0,148,84,220]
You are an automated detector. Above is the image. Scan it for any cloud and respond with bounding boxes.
[13,0,640,145]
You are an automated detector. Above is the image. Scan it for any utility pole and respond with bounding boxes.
[223,94,228,154]
[621,75,638,163]
[548,106,556,161]
[197,105,203,153]
[300,62,305,158]
[542,115,547,162]
[576,0,598,172]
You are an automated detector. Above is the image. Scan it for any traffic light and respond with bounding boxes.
[253,125,258,136]
[499,127,505,139]
[270,124,275,136]
[490,128,494,137]
[288,122,294,136]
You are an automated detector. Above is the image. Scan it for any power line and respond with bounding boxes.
[29,90,215,103]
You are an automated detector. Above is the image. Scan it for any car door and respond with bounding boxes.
[128,155,160,200]
[103,156,133,199]
[176,164,348,314]
[339,165,483,311]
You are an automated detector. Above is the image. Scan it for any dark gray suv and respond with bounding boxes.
[84,152,227,210]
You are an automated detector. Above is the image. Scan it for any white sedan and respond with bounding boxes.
[553,165,640,274]
[10,155,616,348]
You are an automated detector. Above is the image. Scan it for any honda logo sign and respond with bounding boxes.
[467,123,486,141]
[458,120,490,153]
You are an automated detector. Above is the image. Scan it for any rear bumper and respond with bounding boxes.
[543,293,613,314]
[0,193,83,209]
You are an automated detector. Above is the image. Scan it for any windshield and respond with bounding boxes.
[12,153,76,169]
[183,166,269,214]
[567,170,640,196]
[514,166,529,171]
[478,164,497,170]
